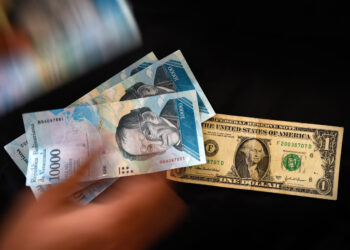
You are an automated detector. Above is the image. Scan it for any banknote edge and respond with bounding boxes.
[6,53,159,184]
[166,171,337,200]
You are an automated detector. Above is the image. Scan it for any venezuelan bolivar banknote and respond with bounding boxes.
[76,53,158,105]
[24,90,205,186]
[93,50,215,122]
[167,114,344,200]
[28,179,116,205]
[8,149,113,204]
[4,52,157,200]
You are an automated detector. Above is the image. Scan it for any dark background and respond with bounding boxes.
[0,0,349,249]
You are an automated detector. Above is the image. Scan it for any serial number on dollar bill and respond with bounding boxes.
[276,141,312,149]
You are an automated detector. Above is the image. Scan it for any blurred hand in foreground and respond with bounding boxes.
[0,155,187,250]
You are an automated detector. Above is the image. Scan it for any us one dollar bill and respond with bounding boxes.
[4,52,158,201]
[93,50,215,122]
[167,114,344,200]
[24,90,206,186]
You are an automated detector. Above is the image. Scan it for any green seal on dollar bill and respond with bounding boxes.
[283,154,301,171]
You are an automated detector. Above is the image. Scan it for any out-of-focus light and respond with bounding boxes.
[0,0,141,115]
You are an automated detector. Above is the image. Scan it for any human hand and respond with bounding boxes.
[0,156,187,250]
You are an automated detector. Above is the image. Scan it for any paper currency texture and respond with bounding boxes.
[24,90,205,186]
[94,50,215,122]
[167,114,343,200]
[76,52,158,105]
[4,52,157,201]
[4,52,157,175]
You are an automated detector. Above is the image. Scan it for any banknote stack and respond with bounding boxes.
[4,51,344,202]
[5,50,214,203]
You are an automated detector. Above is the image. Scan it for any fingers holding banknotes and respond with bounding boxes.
[0,154,188,250]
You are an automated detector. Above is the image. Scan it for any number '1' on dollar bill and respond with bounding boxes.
[167,114,343,200]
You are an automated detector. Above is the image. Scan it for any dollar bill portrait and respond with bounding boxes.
[233,139,270,180]
[120,66,177,101]
[115,99,183,161]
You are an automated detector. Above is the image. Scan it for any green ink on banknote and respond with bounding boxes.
[206,159,224,165]
[283,154,301,171]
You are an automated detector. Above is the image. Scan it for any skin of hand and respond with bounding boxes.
[0,155,187,250]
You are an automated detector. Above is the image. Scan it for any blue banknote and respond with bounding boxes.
[23,90,205,186]
[4,52,158,201]
[77,53,158,104]
[94,50,215,122]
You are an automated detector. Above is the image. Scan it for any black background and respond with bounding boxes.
[0,0,349,249]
